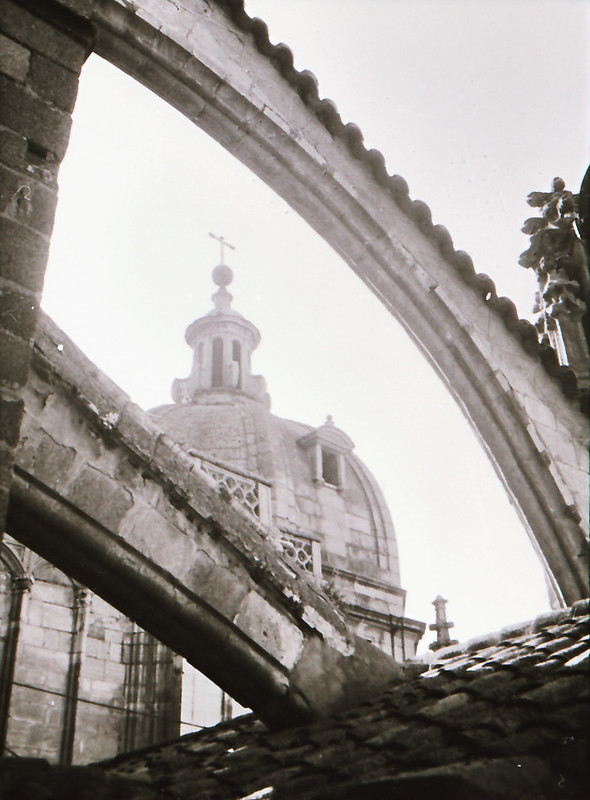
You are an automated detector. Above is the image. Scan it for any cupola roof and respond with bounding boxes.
[171,255,269,407]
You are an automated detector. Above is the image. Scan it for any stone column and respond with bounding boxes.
[0,0,95,528]
[60,586,89,765]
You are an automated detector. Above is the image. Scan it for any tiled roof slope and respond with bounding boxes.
[212,1,586,412]
[3,601,586,799]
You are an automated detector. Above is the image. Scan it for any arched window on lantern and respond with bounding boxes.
[211,337,224,387]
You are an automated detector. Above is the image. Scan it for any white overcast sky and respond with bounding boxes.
[42,0,589,648]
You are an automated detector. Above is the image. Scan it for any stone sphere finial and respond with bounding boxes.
[552,176,566,193]
[213,264,233,288]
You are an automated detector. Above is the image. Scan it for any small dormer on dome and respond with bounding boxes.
[171,256,270,407]
[297,416,354,489]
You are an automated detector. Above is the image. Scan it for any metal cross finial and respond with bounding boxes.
[209,232,236,265]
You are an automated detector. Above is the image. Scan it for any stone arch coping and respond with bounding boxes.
[218,0,585,410]
[82,0,584,410]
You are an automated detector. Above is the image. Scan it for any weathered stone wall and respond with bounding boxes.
[6,578,72,760]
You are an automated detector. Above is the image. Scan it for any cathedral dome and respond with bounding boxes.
[151,395,400,589]
[150,260,424,658]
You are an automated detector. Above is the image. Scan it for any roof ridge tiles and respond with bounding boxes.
[91,601,589,797]
[215,1,587,410]
[416,600,589,668]
[563,648,590,669]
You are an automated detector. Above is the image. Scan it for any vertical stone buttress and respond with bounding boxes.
[0,0,95,528]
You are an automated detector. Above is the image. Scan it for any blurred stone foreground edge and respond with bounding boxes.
[0,600,588,799]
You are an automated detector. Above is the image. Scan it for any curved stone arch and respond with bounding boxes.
[0,543,26,579]
[14,0,588,601]
[87,0,587,603]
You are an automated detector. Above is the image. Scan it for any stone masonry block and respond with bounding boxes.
[40,603,73,633]
[0,395,23,447]
[522,392,558,433]
[152,436,196,495]
[113,453,147,493]
[84,637,109,660]
[33,580,70,604]
[102,660,125,684]
[42,627,71,650]
[87,618,105,640]
[0,330,32,388]
[0,33,30,82]
[16,427,76,486]
[20,595,42,626]
[9,696,53,733]
[27,52,80,112]
[0,217,50,292]
[0,128,27,169]
[21,623,44,647]
[180,541,212,579]
[119,505,197,579]
[129,504,177,562]
[0,1,89,72]
[0,75,73,160]
[73,365,131,422]
[234,590,305,671]
[185,554,251,620]
[74,720,122,764]
[21,645,70,686]
[66,467,133,531]
[0,284,37,339]
[114,403,158,464]
[290,634,402,719]
[82,678,120,704]
[0,162,59,235]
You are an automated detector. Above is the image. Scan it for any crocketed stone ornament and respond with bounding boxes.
[520,177,588,322]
